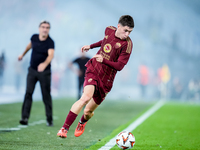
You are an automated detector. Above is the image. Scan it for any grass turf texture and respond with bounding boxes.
[0,98,153,150]
[110,102,200,150]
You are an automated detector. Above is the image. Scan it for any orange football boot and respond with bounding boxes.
[57,127,68,138]
[74,122,87,137]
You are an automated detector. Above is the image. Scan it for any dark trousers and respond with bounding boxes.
[21,67,52,123]
[78,76,84,99]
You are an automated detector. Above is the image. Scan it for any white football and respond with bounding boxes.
[116,131,135,149]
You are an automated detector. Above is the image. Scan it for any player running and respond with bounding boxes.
[57,15,134,138]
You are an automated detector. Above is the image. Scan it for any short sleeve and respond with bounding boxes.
[30,34,37,41]
[48,39,55,49]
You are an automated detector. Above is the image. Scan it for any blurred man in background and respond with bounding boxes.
[157,64,171,99]
[0,51,6,89]
[137,63,149,99]
[18,20,55,126]
[68,52,90,99]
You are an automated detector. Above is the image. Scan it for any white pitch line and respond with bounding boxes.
[0,128,21,131]
[29,120,46,126]
[0,119,51,132]
[98,100,165,150]
[0,116,58,132]
[0,120,46,132]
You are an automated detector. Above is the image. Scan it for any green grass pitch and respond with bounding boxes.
[0,98,200,150]
[110,102,200,150]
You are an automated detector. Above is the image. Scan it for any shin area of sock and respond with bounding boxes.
[80,114,88,123]
[63,110,78,130]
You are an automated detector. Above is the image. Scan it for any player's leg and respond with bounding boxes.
[71,85,95,114]
[39,70,53,126]
[74,98,98,137]
[82,98,98,121]
[20,67,37,125]
[57,85,95,138]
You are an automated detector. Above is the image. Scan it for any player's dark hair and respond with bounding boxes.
[118,15,134,28]
[39,20,50,28]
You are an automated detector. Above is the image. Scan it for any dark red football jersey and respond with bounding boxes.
[85,26,133,91]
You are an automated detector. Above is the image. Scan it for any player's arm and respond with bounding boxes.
[102,59,125,71]
[93,54,125,71]
[103,39,133,71]
[18,42,32,61]
[81,40,102,52]
[38,49,54,72]
[94,40,132,71]
[90,40,102,49]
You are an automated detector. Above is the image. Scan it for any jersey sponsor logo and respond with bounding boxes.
[103,43,112,53]
[100,51,110,60]
[88,78,93,82]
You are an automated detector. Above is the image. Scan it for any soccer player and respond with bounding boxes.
[57,15,134,138]
[18,20,55,126]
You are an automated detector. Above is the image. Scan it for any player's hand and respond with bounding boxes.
[37,63,47,72]
[81,45,90,52]
[18,55,23,61]
[93,54,103,63]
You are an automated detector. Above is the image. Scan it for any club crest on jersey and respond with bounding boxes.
[103,44,112,53]
[115,42,121,48]
[88,78,93,82]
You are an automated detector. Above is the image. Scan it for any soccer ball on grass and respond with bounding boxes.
[116,131,135,149]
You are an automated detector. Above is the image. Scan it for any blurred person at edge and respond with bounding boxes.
[68,52,90,100]
[137,63,149,99]
[0,51,6,89]
[18,20,55,126]
[157,64,171,99]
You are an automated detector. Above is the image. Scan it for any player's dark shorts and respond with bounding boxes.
[83,71,111,105]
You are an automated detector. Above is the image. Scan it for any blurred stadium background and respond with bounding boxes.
[0,0,200,104]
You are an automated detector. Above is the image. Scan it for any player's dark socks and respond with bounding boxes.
[63,110,77,130]
[80,114,88,124]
